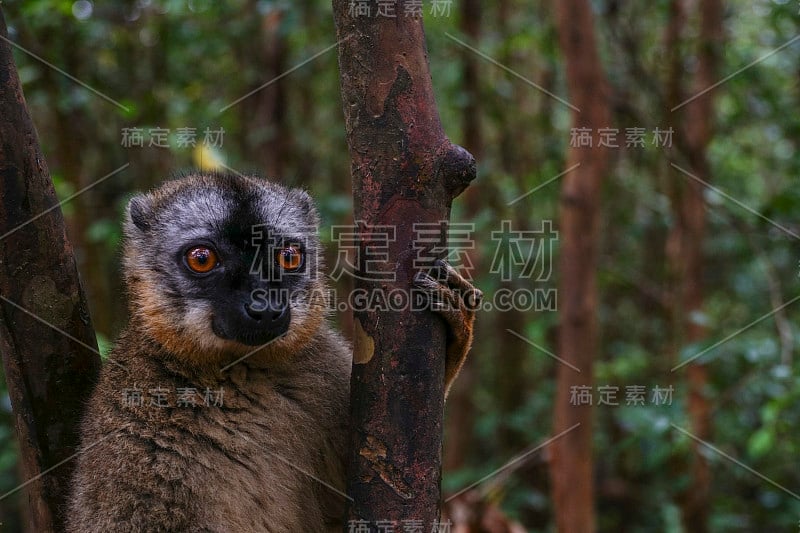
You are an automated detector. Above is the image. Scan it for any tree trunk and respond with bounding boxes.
[493,0,532,458]
[672,1,723,531]
[239,2,290,179]
[443,0,483,476]
[38,30,117,342]
[0,9,101,531]
[332,1,476,526]
[550,1,612,532]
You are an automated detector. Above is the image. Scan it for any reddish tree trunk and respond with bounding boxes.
[672,1,723,531]
[444,0,483,475]
[0,9,101,531]
[332,0,476,526]
[460,0,482,164]
[550,1,612,532]
[239,2,290,179]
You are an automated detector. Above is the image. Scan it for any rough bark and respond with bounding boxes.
[550,1,612,532]
[332,1,476,526]
[0,9,101,531]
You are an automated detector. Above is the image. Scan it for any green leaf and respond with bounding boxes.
[747,428,774,459]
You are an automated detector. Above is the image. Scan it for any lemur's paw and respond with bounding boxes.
[413,259,482,394]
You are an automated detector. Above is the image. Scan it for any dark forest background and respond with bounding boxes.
[1,0,800,531]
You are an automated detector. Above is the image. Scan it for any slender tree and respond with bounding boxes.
[444,0,483,477]
[0,9,101,531]
[238,1,290,179]
[669,1,723,530]
[549,1,612,531]
[332,0,476,525]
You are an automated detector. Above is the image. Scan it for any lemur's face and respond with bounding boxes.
[123,173,326,361]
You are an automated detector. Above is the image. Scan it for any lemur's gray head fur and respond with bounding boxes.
[123,172,327,363]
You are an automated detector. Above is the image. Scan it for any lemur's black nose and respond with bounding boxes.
[244,301,287,324]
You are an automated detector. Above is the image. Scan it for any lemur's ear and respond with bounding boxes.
[128,194,153,232]
[293,188,320,228]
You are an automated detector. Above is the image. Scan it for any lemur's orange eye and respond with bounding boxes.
[276,245,303,271]
[185,246,218,273]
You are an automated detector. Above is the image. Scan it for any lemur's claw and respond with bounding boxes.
[413,260,481,395]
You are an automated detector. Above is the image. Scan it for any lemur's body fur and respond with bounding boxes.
[68,323,350,532]
[67,173,478,532]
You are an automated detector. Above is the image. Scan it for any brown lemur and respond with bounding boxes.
[66,172,481,532]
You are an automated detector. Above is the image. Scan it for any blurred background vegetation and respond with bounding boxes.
[1,0,799,530]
